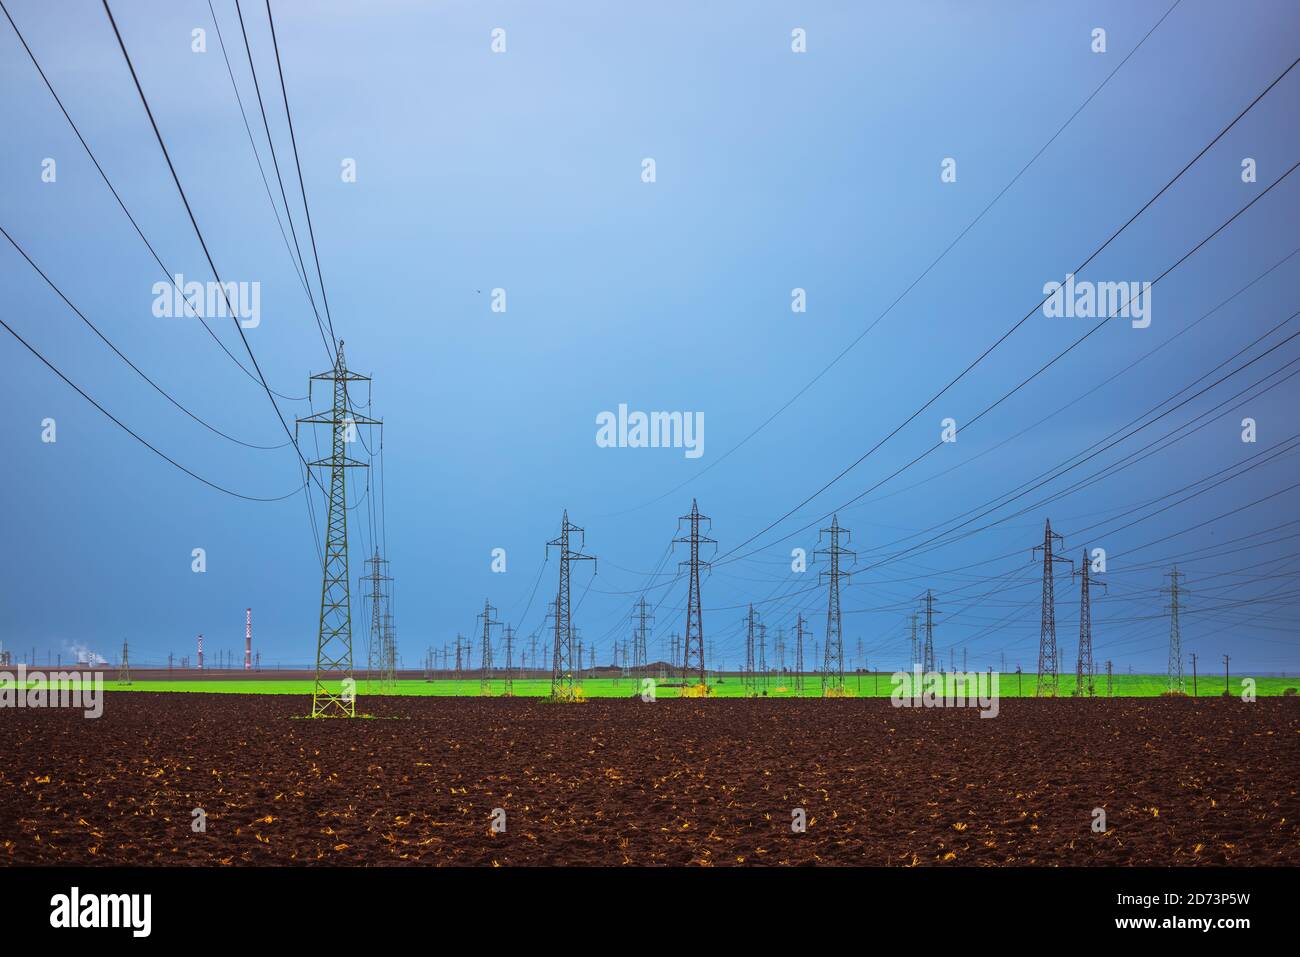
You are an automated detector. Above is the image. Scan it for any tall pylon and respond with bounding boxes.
[919,590,938,674]
[502,624,515,696]
[1162,567,1189,693]
[360,548,392,691]
[1074,549,1106,697]
[1032,518,1073,698]
[478,599,500,696]
[909,612,919,669]
[744,605,758,696]
[118,640,131,686]
[631,596,653,681]
[673,499,715,688]
[297,340,378,718]
[547,511,596,701]
[794,613,806,693]
[817,514,855,696]
[757,622,768,692]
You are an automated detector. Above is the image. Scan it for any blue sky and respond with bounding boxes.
[1,0,1298,677]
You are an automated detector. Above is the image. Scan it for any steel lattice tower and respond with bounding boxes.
[1163,567,1188,693]
[910,612,919,669]
[548,511,596,701]
[757,622,768,691]
[795,613,806,693]
[817,515,855,696]
[502,624,515,696]
[1074,549,1106,697]
[744,605,757,696]
[673,499,714,687]
[478,599,499,695]
[118,640,131,686]
[1032,518,1073,698]
[297,340,377,718]
[381,613,397,686]
[632,596,653,681]
[360,548,392,691]
[919,591,938,674]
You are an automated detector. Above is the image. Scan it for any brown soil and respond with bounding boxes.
[1,694,1295,865]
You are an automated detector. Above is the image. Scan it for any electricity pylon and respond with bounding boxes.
[478,599,500,696]
[1162,567,1189,693]
[360,549,391,691]
[1073,549,1106,696]
[547,511,596,701]
[502,624,515,696]
[297,340,378,718]
[118,640,131,686]
[817,514,855,696]
[1106,659,1114,696]
[757,622,768,691]
[909,612,919,669]
[918,590,938,674]
[744,605,758,696]
[631,596,653,681]
[1032,518,1073,698]
[673,499,715,688]
[794,613,806,693]
[381,612,397,687]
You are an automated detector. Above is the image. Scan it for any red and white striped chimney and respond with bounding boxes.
[244,608,252,671]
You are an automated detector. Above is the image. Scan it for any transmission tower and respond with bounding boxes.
[910,613,919,669]
[478,599,500,695]
[670,633,681,673]
[1106,659,1114,696]
[297,339,378,718]
[673,499,715,688]
[744,605,758,696]
[1162,567,1189,693]
[502,624,515,696]
[757,622,768,691]
[118,640,131,685]
[382,613,397,687]
[918,591,938,674]
[1073,549,1106,697]
[547,511,596,701]
[794,613,806,693]
[632,596,653,681]
[775,627,786,678]
[816,514,855,696]
[360,548,392,691]
[1031,518,1073,698]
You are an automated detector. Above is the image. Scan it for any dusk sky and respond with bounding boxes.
[2,0,1297,676]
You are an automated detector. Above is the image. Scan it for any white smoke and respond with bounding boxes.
[66,643,108,666]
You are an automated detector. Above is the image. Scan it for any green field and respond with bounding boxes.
[82,673,1300,698]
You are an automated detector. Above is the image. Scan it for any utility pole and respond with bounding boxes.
[502,625,515,695]
[816,514,855,696]
[478,599,500,696]
[360,549,392,691]
[1106,659,1113,696]
[1162,567,1188,693]
[744,605,757,697]
[1032,518,1073,697]
[1074,549,1105,697]
[297,339,378,718]
[673,499,714,689]
[631,596,653,683]
[794,615,806,694]
[548,511,596,702]
[918,591,939,674]
[1223,654,1231,696]
[1190,651,1198,697]
[118,640,131,686]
